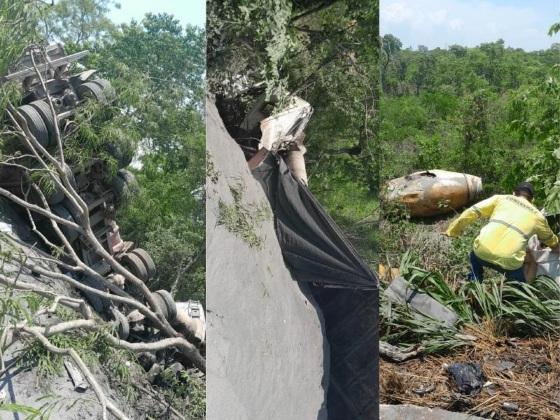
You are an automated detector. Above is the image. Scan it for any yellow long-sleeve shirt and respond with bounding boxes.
[446,194,559,270]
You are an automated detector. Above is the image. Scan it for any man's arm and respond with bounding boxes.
[535,216,559,249]
[445,195,498,237]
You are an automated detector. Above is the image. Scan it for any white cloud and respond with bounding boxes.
[383,2,415,23]
[381,0,560,51]
[449,18,462,31]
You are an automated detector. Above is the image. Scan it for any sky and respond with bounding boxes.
[381,0,560,51]
[107,0,205,28]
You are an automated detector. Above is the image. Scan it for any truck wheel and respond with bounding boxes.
[109,307,130,340]
[76,81,106,103]
[46,165,77,205]
[91,79,116,102]
[105,141,133,168]
[151,291,169,320]
[17,105,49,148]
[121,252,149,281]
[111,169,139,201]
[154,289,177,322]
[30,100,57,147]
[130,248,156,279]
[80,275,107,313]
[52,203,79,243]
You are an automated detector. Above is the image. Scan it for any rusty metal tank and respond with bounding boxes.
[383,169,483,217]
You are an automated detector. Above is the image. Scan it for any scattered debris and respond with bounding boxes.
[497,360,515,372]
[378,264,400,281]
[483,381,498,396]
[447,362,486,395]
[454,333,477,342]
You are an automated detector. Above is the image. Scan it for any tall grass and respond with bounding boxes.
[381,253,560,353]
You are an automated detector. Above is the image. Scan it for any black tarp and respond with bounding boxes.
[253,152,379,420]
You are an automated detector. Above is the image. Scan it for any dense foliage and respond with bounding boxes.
[208,0,380,264]
[378,25,560,368]
[380,33,560,213]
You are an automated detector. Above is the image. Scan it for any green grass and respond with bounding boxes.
[217,179,272,249]
[310,178,379,266]
[154,368,206,419]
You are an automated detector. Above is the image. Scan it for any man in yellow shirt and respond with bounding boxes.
[445,182,560,282]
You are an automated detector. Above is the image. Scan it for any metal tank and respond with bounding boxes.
[383,169,483,217]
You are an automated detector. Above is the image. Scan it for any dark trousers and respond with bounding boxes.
[468,251,526,282]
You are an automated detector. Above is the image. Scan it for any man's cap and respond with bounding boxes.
[514,181,534,199]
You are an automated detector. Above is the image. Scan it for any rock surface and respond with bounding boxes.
[206,99,328,420]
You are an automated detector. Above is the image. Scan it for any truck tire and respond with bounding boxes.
[17,104,49,148]
[30,100,57,147]
[91,79,116,102]
[121,252,149,282]
[76,81,106,103]
[52,203,79,243]
[111,169,139,201]
[46,165,77,205]
[109,307,130,340]
[151,292,169,320]
[154,289,177,322]
[130,248,156,279]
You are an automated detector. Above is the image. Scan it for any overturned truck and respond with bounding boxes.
[1,45,205,362]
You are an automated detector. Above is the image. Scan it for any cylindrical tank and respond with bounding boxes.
[383,169,483,217]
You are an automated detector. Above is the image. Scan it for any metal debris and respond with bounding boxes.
[412,384,435,395]
[497,361,515,372]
